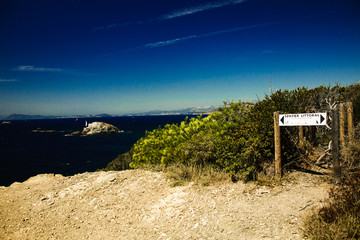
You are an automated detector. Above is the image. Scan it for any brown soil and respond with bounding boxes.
[0,169,331,239]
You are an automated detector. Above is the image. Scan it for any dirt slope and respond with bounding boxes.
[0,170,330,240]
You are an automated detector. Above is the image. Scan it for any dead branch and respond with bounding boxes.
[315,141,332,166]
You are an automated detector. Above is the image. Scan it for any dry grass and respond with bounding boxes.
[164,163,230,187]
[302,170,360,239]
[341,141,360,170]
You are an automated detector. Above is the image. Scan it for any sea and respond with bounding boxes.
[0,115,189,186]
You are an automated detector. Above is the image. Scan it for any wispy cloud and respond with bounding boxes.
[0,78,17,82]
[12,65,88,75]
[143,35,198,48]
[140,21,281,50]
[159,0,247,20]
[93,0,248,31]
[205,21,282,37]
[13,65,66,73]
[109,21,281,55]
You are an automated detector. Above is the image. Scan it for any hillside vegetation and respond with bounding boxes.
[106,83,360,180]
[104,83,360,239]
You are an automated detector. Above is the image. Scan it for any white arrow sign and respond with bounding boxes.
[279,113,327,126]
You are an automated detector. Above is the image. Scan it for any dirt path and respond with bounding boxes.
[0,170,330,240]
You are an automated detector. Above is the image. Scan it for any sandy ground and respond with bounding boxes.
[0,169,331,240]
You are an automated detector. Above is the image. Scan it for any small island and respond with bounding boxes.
[32,128,56,133]
[66,122,122,136]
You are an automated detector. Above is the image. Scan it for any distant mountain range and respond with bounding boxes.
[6,114,55,120]
[3,106,217,120]
[126,106,217,116]
[5,113,113,120]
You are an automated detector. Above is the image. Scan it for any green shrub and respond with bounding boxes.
[103,150,133,171]
[130,115,207,168]
[105,83,360,182]
[129,101,254,180]
[129,86,338,180]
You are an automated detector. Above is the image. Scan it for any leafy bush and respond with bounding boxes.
[129,115,208,168]
[105,83,360,181]
[103,151,133,171]
[129,101,254,179]
[303,170,360,239]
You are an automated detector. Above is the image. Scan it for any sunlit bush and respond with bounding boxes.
[106,83,360,181]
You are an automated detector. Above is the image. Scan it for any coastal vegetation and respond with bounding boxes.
[105,83,360,180]
[104,83,360,239]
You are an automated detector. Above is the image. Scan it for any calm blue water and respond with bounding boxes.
[0,115,189,186]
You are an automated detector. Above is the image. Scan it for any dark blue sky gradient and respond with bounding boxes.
[0,0,359,116]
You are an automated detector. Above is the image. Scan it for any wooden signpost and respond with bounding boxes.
[347,102,355,143]
[274,112,327,179]
[279,113,327,126]
[339,102,355,148]
[331,107,341,184]
[274,103,354,184]
[340,103,346,149]
[274,112,281,179]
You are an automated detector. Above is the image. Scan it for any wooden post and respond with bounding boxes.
[339,103,346,149]
[274,112,282,179]
[299,126,304,151]
[331,106,341,185]
[347,102,354,143]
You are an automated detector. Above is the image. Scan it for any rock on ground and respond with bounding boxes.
[0,170,330,240]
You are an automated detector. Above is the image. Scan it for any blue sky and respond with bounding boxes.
[0,0,359,116]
